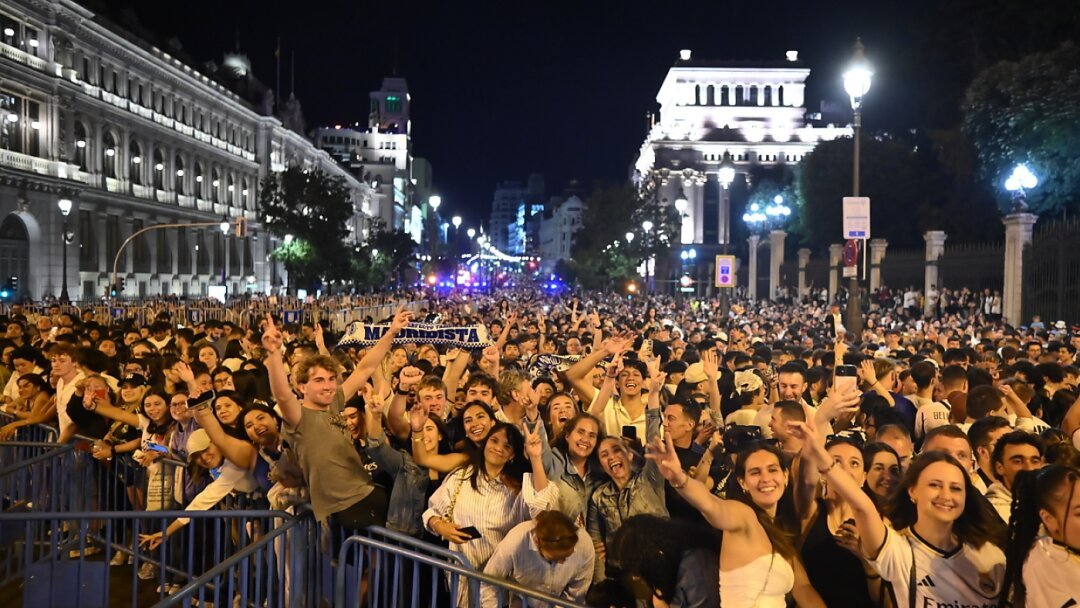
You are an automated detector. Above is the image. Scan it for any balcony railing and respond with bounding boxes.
[0,41,49,72]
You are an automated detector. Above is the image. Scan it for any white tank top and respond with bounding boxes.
[719,552,794,608]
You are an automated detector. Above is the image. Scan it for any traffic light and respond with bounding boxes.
[234,217,248,238]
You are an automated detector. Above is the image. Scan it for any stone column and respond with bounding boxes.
[869,238,888,292]
[768,230,786,300]
[747,234,761,300]
[828,243,844,304]
[691,178,704,244]
[797,248,811,297]
[1002,213,1038,325]
[923,231,947,317]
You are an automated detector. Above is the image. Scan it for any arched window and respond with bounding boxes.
[720,85,730,106]
[734,86,744,106]
[153,147,165,189]
[749,85,759,105]
[777,85,785,106]
[241,177,250,209]
[73,122,88,171]
[694,84,701,106]
[194,163,204,198]
[174,155,185,194]
[102,131,117,179]
[211,168,220,203]
[706,85,714,105]
[227,174,235,205]
[129,139,143,185]
[763,85,773,106]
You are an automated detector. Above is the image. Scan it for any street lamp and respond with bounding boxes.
[220,216,230,293]
[718,153,736,307]
[843,37,872,336]
[467,228,476,239]
[1004,164,1038,212]
[428,195,441,258]
[57,198,73,302]
[625,231,635,244]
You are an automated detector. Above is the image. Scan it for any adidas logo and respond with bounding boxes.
[916,575,936,588]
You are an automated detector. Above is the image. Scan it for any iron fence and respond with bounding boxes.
[336,529,590,608]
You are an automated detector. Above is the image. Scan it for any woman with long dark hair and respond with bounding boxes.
[647,434,823,607]
[545,412,603,526]
[1002,465,1080,606]
[422,422,556,573]
[789,419,1006,608]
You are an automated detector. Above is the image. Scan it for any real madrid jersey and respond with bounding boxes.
[869,526,1005,608]
[1022,536,1080,608]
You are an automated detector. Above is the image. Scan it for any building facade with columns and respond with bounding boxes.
[0,0,375,301]
[633,49,849,287]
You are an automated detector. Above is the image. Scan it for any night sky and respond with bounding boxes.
[112,0,921,228]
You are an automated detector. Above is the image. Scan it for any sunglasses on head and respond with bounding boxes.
[827,431,866,448]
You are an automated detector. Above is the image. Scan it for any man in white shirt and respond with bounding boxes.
[985,431,1044,522]
[52,343,87,443]
[481,512,594,607]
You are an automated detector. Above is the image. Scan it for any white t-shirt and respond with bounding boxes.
[1023,536,1080,608]
[913,401,952,440]
[869,526,1004,608]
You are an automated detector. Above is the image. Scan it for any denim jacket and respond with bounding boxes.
[365,436,431,536]
[586,408,667,548]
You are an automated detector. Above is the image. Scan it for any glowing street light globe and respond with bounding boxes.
[1004,164,1038,192]
[843,39,873,107]
[642,220,654,233]
[625,232,635,243]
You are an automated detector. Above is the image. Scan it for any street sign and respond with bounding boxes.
[843,197,871,239]
[843,265,858,278]
[715,255,735,288]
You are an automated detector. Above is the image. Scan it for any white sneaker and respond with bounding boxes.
[110,551,131,566]
[137,562,158,580]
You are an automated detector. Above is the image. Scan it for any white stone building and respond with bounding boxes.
[537,195,584,274]
[311,77,413,235]
[0,0,374,300]
[634,50,850,250]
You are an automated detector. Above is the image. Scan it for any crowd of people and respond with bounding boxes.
[1,288,1079,607]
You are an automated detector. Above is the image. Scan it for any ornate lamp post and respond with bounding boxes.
[842,37,873,336]
[57,198,73,302]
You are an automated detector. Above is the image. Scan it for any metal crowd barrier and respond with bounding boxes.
[0,509,288,608]
[154,508,317,608]
[0,411,59,444]
[0,298,428,331]
[0,442,71,513]
[335,528,590,608]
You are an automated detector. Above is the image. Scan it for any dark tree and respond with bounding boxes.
[962,42,1080,215]
[258,166,356,290]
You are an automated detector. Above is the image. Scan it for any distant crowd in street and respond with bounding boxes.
[1,283,1078,607]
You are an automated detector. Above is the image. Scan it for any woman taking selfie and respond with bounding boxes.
[788,419,1006,608]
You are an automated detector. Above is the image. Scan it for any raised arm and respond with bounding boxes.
[343,308,414,400]
[493,312,518,352]
[408,401,469,473]
[84,393,140,428]
[262,314,301,427]
[645,433,758,533]
[386,366,423,440]
[700,350,722,413]
[441,348,471,397]
[587,356,620,418]
[787,420,886,557]
[858,360,895,406]
[570,333,631,404]
[191,401,256,470]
